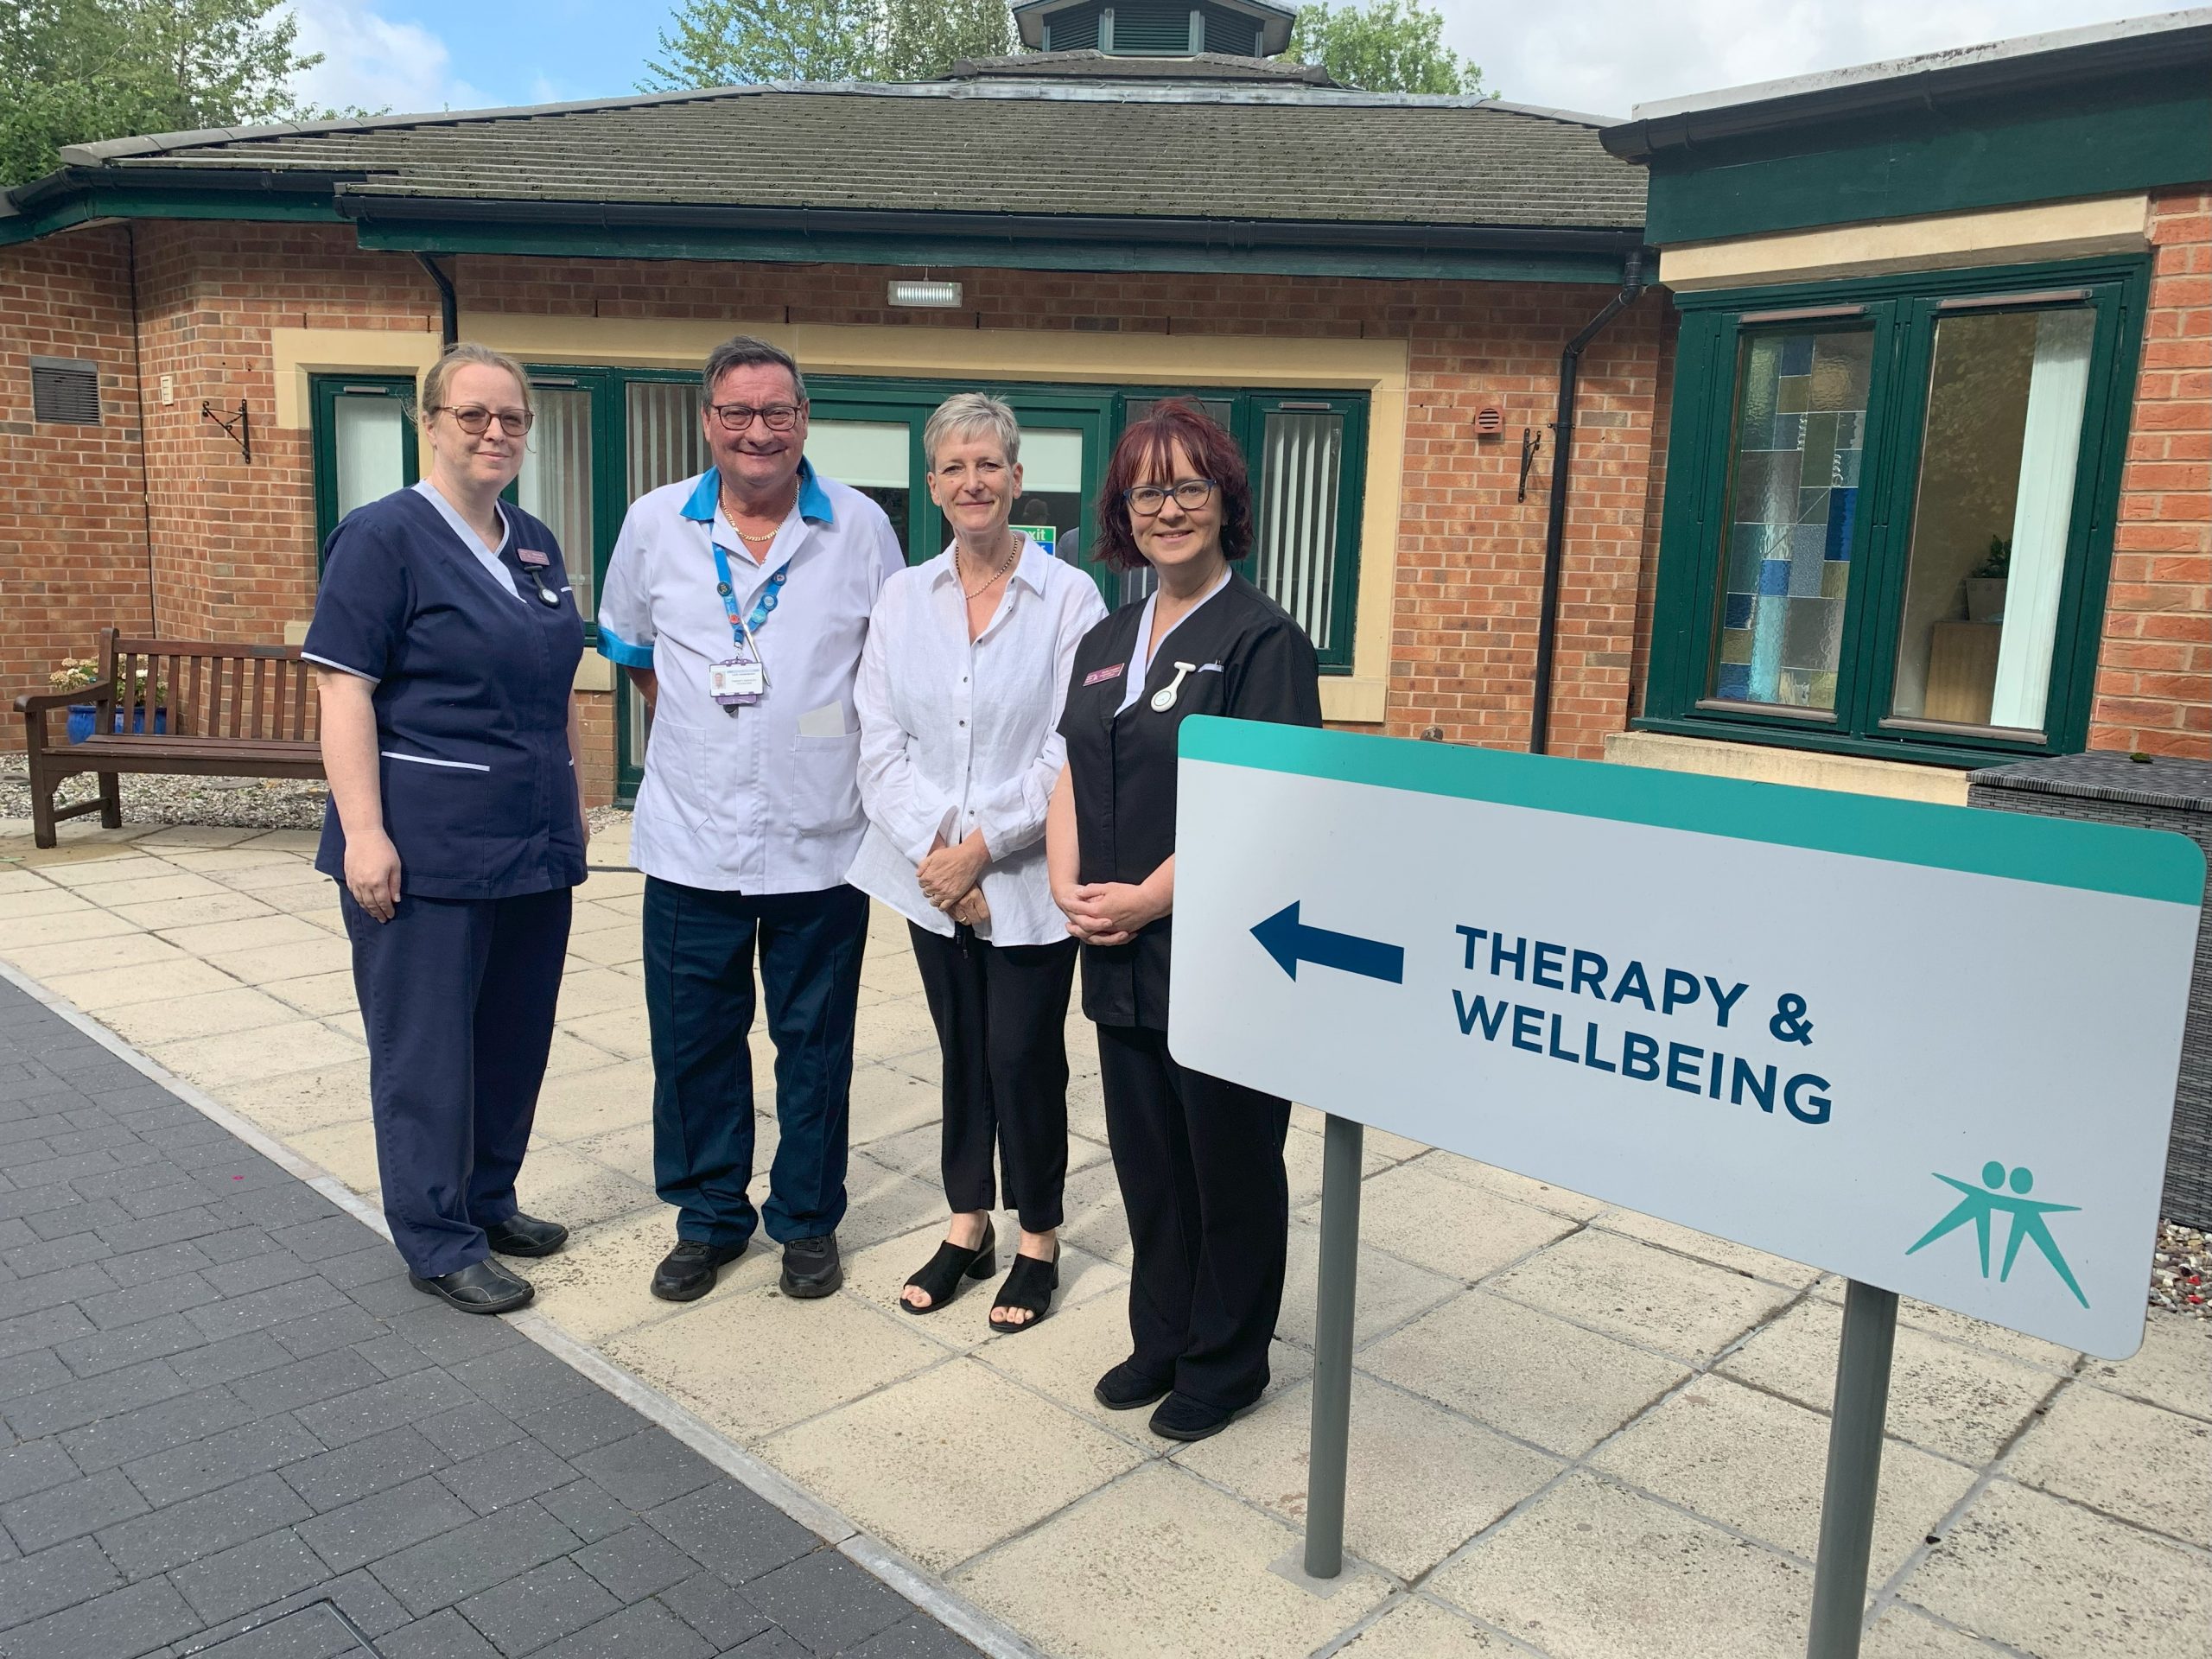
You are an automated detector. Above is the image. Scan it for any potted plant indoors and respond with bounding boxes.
[1965,536,2010,624]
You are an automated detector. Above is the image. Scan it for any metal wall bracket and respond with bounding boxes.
[1517,426,1544,502]
[200,398,251,463]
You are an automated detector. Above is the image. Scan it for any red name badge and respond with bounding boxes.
[518,549,550,567]
[1084,664,1124,686]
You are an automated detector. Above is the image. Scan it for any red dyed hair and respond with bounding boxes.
[1093,399,1254,573]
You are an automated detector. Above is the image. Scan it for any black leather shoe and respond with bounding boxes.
[1093,1361,1172,1412]
[779,1233,842,1299]
[483,1212,569,1258]
[1148,1391,1254,1443]
[652,1239,747,1303]
[410,1257,534,1316]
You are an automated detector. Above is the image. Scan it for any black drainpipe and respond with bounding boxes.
[1529,250,1646,756]
[415,252,458,346]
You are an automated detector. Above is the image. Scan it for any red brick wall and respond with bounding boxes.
[0,226,155,702]
[2090,184,2212,758]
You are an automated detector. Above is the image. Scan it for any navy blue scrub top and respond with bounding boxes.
[306,487,588,903]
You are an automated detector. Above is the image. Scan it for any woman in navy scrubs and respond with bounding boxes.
[306,343,588,1315]
[1046,401,1322,1440]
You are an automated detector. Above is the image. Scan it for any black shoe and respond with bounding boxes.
[1092,1360,1171,1412]
[652,1238,747,1303]
[780,1233,842,1299]
[901,1220,995,1315]
[987,1245,1059,1334]
[1148,1391,1255,1443]
[483,1212,569,1258]
[410,1257,534,1316]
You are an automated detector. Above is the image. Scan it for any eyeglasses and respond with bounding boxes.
[434,404,533,436]
[1123,479,1217,517]
[709,402,805,434]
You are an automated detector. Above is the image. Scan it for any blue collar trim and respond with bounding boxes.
[680,460,836,528]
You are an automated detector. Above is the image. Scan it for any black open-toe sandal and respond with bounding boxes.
[900,1220,995,1315]
[988,1246,1059,1333]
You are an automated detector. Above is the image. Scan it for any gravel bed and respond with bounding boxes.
[0,751,329,831]
[2151,1221,2209,1319]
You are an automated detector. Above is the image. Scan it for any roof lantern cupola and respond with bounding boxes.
[1011,0,1296,59]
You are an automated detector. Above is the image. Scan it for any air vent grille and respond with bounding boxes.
[30,357,100,425]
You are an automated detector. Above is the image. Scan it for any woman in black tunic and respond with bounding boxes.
[1046,400,1322,1441]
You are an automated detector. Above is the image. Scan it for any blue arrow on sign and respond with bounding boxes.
[1251,901,1405,985]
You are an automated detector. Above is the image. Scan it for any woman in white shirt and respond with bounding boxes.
[851,393,1108,1332]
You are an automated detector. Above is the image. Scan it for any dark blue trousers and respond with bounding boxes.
[643,879,868,1248]
[342,886,573,1279]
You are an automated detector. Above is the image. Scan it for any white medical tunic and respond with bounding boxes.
[597,463,904,893]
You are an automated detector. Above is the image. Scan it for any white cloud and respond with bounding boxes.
[1436,0,2170,118]
[283,0,494,118]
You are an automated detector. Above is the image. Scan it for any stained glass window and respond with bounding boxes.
[1709,327,1875,711]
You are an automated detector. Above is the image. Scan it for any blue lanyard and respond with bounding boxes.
[709,539,788,647]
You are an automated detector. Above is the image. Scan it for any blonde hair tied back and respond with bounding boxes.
[419,342,533,425]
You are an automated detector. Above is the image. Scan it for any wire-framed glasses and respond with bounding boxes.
[435,404,534,436]
[1123,478,1217,516]
[709,402,805,433]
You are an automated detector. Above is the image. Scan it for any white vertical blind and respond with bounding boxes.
[516,387,594,615]
[626,382,709,499]
[1255,409,1344,649]
[1989,309,2094,732]
[332,395,406,520]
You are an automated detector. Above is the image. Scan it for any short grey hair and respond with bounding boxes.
[701,335,807,409]
[924,391,1021,472]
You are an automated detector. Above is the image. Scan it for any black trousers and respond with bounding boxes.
[642,879,868,1248]
[1096,1023,1292,1411]
[342,886,572,1280]
[908,923,1078,1234]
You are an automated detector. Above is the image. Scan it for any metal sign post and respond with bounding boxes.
[1807,1280,1902,1658]
[1302,1111,1364,1579]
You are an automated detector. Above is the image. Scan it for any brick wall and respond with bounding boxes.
[0,226,154,702]
[2089,184,2212,758]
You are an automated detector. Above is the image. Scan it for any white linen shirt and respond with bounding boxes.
[849,537,1108,945]
[597,463,905,893]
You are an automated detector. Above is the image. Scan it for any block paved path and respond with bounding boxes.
[0,974,982,1659]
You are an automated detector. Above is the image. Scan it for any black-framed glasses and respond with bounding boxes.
[434,404,533,436]
[1123,478,1217,516]
[709,402,805,434]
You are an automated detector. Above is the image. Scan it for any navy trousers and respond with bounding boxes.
[643,879,869,1249]
[1097,1024,1292,1412]
[342,886,573,1280]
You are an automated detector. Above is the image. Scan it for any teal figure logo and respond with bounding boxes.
[1905,1162,2088,1308]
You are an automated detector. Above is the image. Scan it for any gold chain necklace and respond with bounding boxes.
[957,536,1020,600]
[722,480,796,546]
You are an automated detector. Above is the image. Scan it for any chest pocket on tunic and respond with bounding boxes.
[788,730,862,836]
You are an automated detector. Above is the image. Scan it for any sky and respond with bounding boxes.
[284,0,2183,122]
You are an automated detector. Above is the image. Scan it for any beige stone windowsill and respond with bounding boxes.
[1604,729,1970,805]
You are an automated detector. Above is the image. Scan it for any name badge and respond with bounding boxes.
[517,548,550,567]
[1084,664,1124,687]
[709,658,766,707]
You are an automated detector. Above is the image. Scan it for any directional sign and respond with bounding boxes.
[1171,718,2202,1358]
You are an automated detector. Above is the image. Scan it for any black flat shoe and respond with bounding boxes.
[410,1257,534,1316]
[900,1220,995,1315]
[987,1246,1058,1333]
[483,1212,569,1258]
[780,1233,842,1299]
[1149,1391,1255,1443]
[652,1238,747,1302]
[1092,1360,1171,1412]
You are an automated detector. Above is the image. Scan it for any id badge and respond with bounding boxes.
[709,657,765,708]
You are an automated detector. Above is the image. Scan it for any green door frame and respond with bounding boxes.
[309,373,420,563]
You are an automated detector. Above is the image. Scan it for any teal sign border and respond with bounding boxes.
[1179,718,2205,906]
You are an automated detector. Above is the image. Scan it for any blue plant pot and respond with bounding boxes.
[62,704,166,742]
[116,708,166,735]
[65,704,95,744]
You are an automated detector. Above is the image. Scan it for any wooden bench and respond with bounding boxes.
[15,628,324,848]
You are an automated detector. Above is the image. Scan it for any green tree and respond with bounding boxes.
[641,0,1015,88]
[1289,0,1491,95]
[1,0,325,188]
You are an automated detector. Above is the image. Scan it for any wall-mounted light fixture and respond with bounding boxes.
[888,280,963,308]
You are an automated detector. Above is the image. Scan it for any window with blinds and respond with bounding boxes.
[1254,407,1347,654]
[515,385,597,616]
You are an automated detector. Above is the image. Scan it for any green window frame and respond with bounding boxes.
[309,374,419,560]
[1641,255,2148,766]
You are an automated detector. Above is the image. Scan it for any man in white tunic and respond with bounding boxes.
[598,336,904,1304]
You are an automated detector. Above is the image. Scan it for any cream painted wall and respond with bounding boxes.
[1657,194,2151,290]
[270,320,1408,724]
[1604,729,1969,805]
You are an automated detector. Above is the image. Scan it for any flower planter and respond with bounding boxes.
[63,704,167,744]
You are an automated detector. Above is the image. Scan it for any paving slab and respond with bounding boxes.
[2002,1379,2211,1546]
[0,974,980,1659]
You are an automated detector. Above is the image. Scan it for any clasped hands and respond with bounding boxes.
[1055,880,1163,948]
[918,833,990,928]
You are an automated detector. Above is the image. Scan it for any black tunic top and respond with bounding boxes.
[1057,570,1323,1029]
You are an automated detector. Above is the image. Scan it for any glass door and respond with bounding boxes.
[311,375,419,557]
